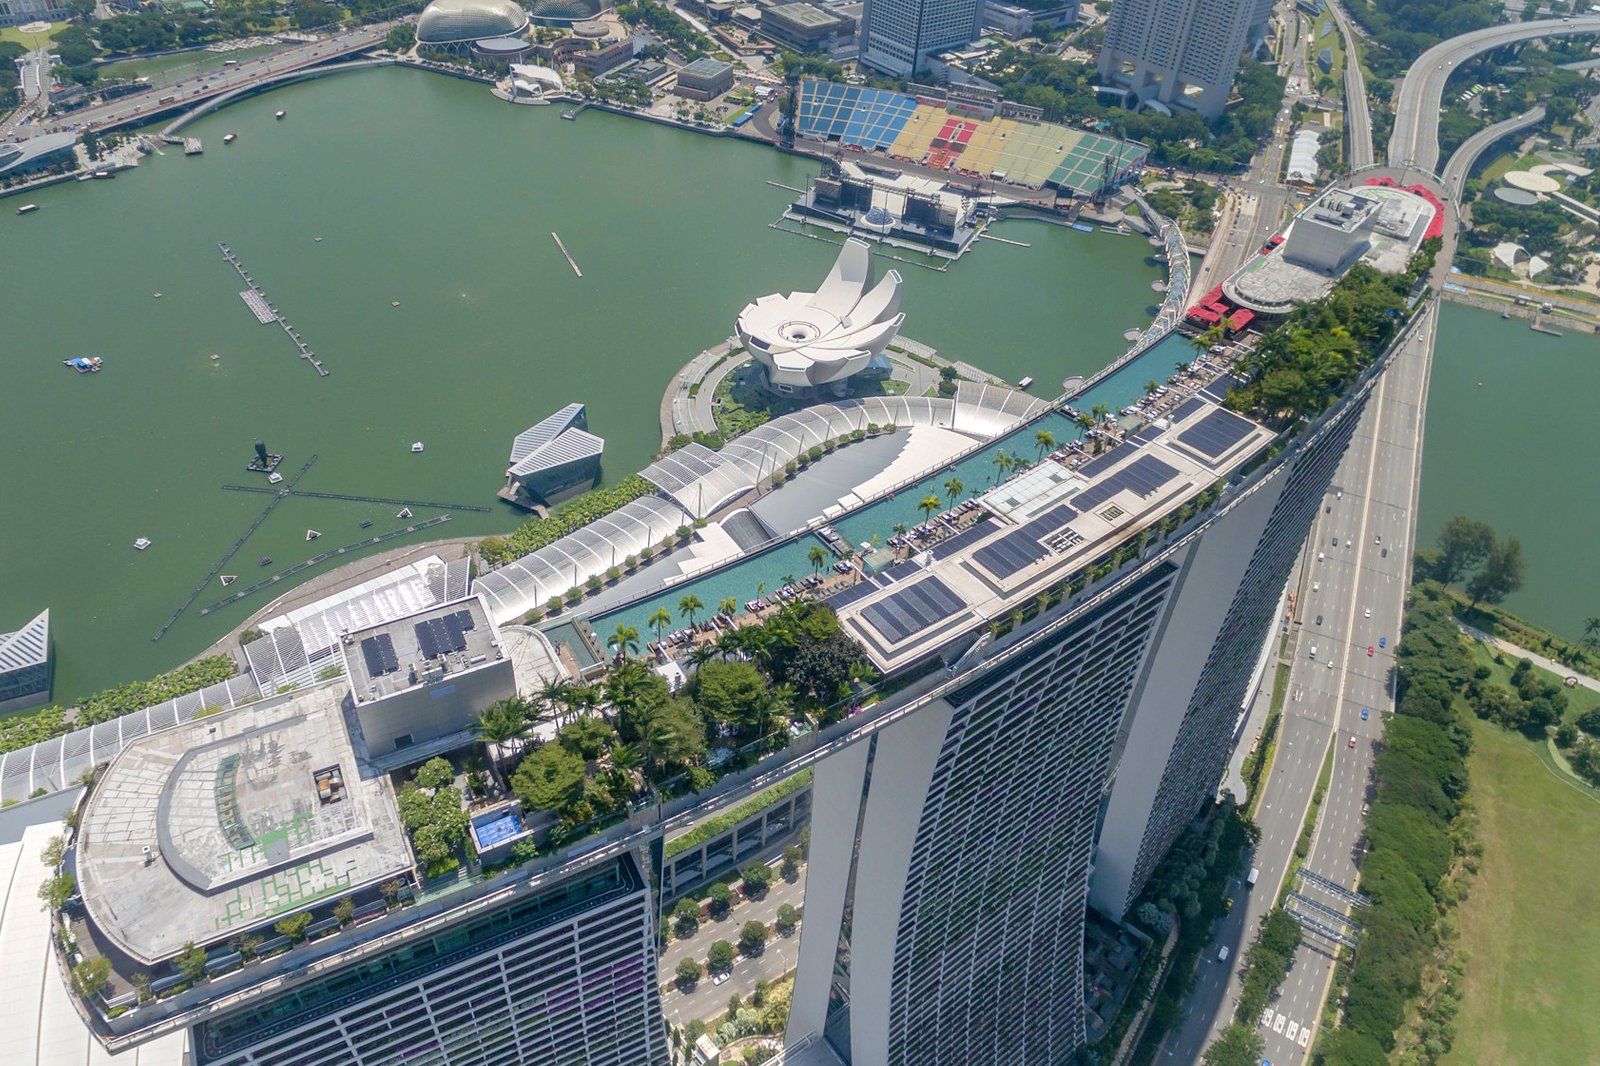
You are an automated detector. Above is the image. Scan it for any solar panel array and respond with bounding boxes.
[796,81,918,150]
[934,520,996,559]
[972,503,1079,579]
[360,634,399,677]
[861,576,967,645]
[415,610,474,660]
[1072,454,1181,513]
[1170,396,1206,423]
[1201,374,1245,404]
[1176,408,1256,459]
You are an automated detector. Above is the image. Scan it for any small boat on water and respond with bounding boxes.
[359,519,373,529]
[411,441,425,453]
[1017,375,1034,390]
[64,356,104,373]
[93,170,114,179]
[391,301,400,307]
[153,292,162,298]
[134,537,152,551]
[16,203,39,215]
[258,556,273,567]
[314,236,323,242]
[267,472,284,484]
[276,110,286,120]
[223,133,237,144]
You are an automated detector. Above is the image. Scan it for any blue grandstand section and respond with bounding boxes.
[796,80,918,151]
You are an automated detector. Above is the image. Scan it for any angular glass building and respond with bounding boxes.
[0,608,51,714]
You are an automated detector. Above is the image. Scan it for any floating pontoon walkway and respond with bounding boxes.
[218,241,329,377]
[551,232,582,277]
[219,484,491,512]
[198,514,453,614]
[152,454,319,642]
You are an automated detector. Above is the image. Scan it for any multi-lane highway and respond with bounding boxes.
[1389,16,1600,171]
[1163,298,1436,1062]
[14,26,390,136]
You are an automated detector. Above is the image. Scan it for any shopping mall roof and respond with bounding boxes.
[834,397,1272,672]
[74,682,411,965]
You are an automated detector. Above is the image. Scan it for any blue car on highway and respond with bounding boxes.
[1361,707,1370,721]
[1378,636,1387,648]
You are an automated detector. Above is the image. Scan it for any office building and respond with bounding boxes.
[859,0,984,77]
[982,0,1079,38]
[0,608,51,713]
[1096,0,1271,119]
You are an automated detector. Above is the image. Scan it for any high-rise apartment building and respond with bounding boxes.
[859,0,984,77]
[1096,0,1273,118]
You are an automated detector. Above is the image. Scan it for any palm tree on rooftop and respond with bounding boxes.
[1035,429,1055,462]
[990,449,1010,485]
[648,607,673,646]
[473,697,528,783]
[1583,616,1600,655]
[718,596,738,620]
[1190,323,1225,358]
[609,623,640,664]
[679,595,704,627]
[919,495,941,522]
[808,545,827,576]
[539,677,571,729]
[943,476,963,509]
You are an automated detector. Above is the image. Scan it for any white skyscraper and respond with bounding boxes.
[859,0,984,77]
[1097,0,1273,119]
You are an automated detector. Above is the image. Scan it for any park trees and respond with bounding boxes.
[672,896,702,938]
[1431,516,1494,585]
[740,861,774,898]
[775,903,800,936]
[675,958,702,989]
[707,882,733,919]
[1465,535,1524,611]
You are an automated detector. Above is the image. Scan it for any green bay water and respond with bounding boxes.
[1418,305,1600,642]
[0,66,1159,703]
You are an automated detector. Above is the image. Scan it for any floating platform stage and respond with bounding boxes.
[239,290,276,324]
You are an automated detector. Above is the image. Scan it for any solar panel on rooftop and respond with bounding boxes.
[1176,408,1255,460]
[860,576,966,645]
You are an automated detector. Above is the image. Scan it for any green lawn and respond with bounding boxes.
[0,22,66,48]
[1445,720,1600,1064]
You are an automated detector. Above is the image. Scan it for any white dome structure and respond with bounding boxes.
[416,0,530,45]
[736,238,903,395]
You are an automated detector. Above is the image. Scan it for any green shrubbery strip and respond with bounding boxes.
[0,655,239,756]
[664,770,812,859]
[478,475,653,566]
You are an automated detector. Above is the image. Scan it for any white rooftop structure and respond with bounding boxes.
[0,796,188,1066]
[0,609,49,675]
[736,238,904,394]
[1286,128,1320,185]
[509,63,564,98]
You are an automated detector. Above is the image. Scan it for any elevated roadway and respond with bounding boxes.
[24,26,391,135]
[1324,0,1374,167]
[1440,103,1544,201]
[1389,16,1600,172]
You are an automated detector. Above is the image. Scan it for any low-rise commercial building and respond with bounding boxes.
[982,0,1078,37]
[675,56,736,99]
[759,1,857,51]
[574,36,635,76]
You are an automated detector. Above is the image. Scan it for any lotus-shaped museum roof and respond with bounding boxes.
[736,238,903,389]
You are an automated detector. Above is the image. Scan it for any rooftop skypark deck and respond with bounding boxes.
[835,397,1273,672]
[74,682,412,967]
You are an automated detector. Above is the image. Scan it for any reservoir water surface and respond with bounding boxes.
[0,66,1163,702]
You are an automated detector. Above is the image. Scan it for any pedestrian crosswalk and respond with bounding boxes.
[1260,1007,1313,1047]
